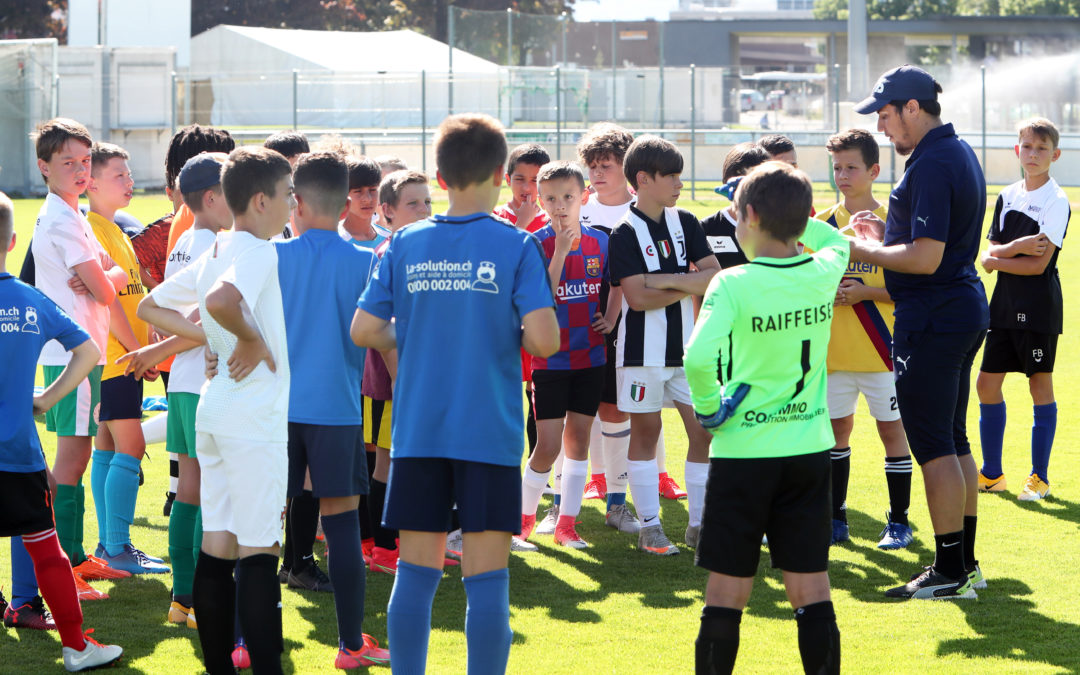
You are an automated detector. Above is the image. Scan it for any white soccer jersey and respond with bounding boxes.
[162,227,218,395]
[32,193,111,366]
[579,193,633,234]
[150,230,289,442]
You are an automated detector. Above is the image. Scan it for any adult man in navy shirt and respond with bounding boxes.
[849,65,989,600]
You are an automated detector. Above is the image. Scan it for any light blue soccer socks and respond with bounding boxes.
[1032,402,1057,482]
[463,568,512,675]
[103,453,141,556]
[90,449,114,548]
[979,402,1007,479]
[387,560,442,675]
[321,510,367,652]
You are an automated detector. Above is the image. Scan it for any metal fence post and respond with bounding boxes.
[690,63,696,201]
[611,20,617,120]
[292,69,299,130]
[556,65,562,159]
[448,5,455,114]
[833,63,840,132]
[981,65,987,178]
[421,70,427,173]
[658,21,665,129]
[507,8,513,67]
[170,71,177,136]
[561,12,568,65]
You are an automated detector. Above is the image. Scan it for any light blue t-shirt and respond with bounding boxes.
[0,274,90,472]
[276,229,377,425]
[358,213,554,466]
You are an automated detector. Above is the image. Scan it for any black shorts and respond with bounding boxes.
[980,328,1057,376]
[531,366,606,420]
[696,452,831,577]
[287,423,368,498]
[893,329,985,466]
[601,333,618,405]
[383,457,520,534]
[0,470,55,537]
[98,374,143,422]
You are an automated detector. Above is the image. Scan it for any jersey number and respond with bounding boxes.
[792,339,811,400]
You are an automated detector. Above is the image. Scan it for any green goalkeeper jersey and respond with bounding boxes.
[684,218,850,459]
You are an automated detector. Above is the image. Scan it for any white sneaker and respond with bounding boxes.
[445,529,463,559]
[510,536,538,553]
[535,505,560,535]
[685,524,701,549]
[638,524,679,556]
[63,634,123,672]
[605,503,640,534]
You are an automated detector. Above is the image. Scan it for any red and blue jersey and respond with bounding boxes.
[532,224,609,370]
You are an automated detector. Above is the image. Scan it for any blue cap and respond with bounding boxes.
[179,152,226,193]
[854,65,938,114]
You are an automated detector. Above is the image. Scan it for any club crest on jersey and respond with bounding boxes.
[630,382,647,402]
[585,255,601,277]
[658,240,672,258]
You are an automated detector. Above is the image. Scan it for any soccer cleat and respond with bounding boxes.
[63,629,123,672]
[361,538,375,567]
[131,546,165,564]
[977,471,1007,493]
[638,524,679,556]
[1018,474,1050,501]
[583,475,607,500]
[535,505,560,535]
[97,541,164,564]
[658,472,688,500]
[168,601,196,627]
[232,639,251,670]
[371,547,399,575]
[520,513,537,541]
[73,555,132,580]
[0,588,7,616]
[445,529,463,559]
[510,536,538,553]
[100,544,170,575]
[554,521,590,549]
[605,503,640,534]
[685,524,701,549]
[335,634,390,669]
[278,565,290,584]
[877,516,914,550]
[830,519,850,545]
[73,573,109,601]
[885,566,977,600]
[4,596,56,630]
[967,564,987,590]
[287,562,334,592]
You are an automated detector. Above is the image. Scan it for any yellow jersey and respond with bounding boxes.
[815,203,894,373]
[88,212,149,380]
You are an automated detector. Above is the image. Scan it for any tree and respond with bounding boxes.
[0,0,67,41]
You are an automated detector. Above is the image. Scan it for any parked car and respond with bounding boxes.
[739,89,766,112]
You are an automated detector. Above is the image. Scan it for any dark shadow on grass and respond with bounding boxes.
[828,508,939,603]
[938,576,1080,674]
[1007,493,1080,530]
[132,517,168,532]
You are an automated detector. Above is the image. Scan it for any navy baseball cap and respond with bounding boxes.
[854,65,939,114]
[178,152,226,193]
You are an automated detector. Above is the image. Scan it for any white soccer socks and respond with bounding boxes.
[628,459,661,527]
[560,459,589,518]
[685,461,709,528]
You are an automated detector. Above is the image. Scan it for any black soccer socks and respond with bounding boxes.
[795,601,840,675]
[287,490,319,572]
[696,605,742,674]
[830,448,851,522]
[193,552,237,675]
[236,553,284,674]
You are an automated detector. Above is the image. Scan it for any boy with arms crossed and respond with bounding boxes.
[352,113,559,674]
[30,119,131,585]
[139,147,293,673]
[818,129,913,549]
[520,161,611,549]
[685,162,844,675]
[977,117,1070,501]
[608,136,719,555]
[85,142,169,575]
[0,193,125,672]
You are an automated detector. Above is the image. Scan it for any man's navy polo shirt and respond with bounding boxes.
[883,123,989,333]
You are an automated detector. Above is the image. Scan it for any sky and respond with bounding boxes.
[572,0,681,22]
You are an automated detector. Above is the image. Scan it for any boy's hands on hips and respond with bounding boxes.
[227,335,276,382]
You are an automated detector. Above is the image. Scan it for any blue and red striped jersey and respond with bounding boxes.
[532,224,610,370]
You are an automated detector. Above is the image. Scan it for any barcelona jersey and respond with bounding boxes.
[532,224,609,370]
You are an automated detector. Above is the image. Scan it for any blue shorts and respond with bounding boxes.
[383,457,521,534]
[98,374,143,422]
[893,329,985,466]
[287,423,368,498]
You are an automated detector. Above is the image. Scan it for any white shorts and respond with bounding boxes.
[616,366,691,413]
[197,431,287,548]
[826,371,900,422]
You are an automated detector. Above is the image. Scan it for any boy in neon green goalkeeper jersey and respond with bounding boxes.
[683,161,847,675]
